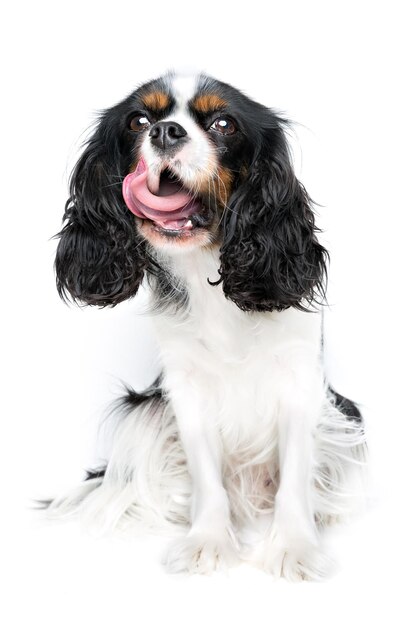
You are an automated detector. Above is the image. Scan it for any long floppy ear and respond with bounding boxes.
[218,121,328,312]
[55,113,148,306]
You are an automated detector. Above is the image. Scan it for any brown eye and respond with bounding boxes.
[129,114,150,132]
[210,117,236,135]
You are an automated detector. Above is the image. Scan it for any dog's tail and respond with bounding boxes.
[43,376,191,535]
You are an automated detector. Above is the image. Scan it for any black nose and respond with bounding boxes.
[149,121,187,150]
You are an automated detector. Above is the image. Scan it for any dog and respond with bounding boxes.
[48,71,366,580]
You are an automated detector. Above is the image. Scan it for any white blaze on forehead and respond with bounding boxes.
[170,73,199,107]
[140,72,218,192]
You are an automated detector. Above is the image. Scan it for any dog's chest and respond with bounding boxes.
[153,249,321,450]
[156,248,319,360]
[156,248,283,365]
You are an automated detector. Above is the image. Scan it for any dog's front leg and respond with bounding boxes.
[162,370,239,574]
[264,350,332,581]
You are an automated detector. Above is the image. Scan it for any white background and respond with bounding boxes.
[2,1,416,624]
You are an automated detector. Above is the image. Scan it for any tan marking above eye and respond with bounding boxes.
[192,94,228,113]
[142,91,170,111]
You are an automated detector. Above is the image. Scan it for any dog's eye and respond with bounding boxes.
[129,114,150,132]
[210,117,236,135]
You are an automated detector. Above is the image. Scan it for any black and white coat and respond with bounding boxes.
[49,72,366,580]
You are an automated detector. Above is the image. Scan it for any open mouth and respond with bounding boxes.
[122,159,206,234]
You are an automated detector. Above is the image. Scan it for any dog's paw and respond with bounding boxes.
[263,527,334,581]
[163,527,240,575]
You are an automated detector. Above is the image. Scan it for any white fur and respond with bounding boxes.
[140,72,218,193]
[47,245,366,580]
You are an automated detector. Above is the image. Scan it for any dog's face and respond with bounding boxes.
[118,74,266,250]
[55,72,327,311]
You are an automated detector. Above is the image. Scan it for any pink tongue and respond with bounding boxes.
[122,158,196,228]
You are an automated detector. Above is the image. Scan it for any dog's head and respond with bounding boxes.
[55,72,327,311]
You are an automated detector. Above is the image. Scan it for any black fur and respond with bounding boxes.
[55,102,154,306]
[217,120,328,313]
[147,265,189,313]
[329,387,363,424]
[85,468,107,481]
[120,375,165,411]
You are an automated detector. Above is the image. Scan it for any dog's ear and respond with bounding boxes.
[55,112,148,306]
[218,118,328,312]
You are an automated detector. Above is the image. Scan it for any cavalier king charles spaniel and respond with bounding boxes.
[47,72,366,580]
